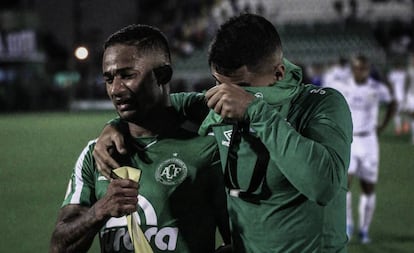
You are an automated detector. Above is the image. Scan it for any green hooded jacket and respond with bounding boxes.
[170,58,352,253]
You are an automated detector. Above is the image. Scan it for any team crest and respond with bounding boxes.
[155,157,188,185]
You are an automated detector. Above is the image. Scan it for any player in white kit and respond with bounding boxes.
[387,60,409,135]
[327,55,396,243]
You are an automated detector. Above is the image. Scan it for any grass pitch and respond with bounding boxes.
[0,111,413,252]
[0,111,116,252]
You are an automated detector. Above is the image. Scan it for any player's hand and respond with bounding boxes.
[94,179,139,219]
[93,124,127,179]
[205,83,255,120]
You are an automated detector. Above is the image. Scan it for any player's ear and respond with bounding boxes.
[153,65,173,85]
[274,64,285,81]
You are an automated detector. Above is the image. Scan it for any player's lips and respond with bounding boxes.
[114,98,133,111]
[117,103,131,111]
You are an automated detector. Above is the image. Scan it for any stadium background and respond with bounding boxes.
[0,0,413,252]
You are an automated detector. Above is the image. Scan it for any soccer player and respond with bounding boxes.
[387,60,409,135]
[50,24,230,253]
[94,14,353,252]
[328,55,396,243]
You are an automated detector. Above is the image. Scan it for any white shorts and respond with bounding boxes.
[348,133,379,183]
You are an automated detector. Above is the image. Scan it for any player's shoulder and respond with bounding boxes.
[163,130,219,165]
[170,91,206,113]
[72,139,98,175]
[81,139,97,154]
[292,84,349,116]
[367,77,385,88]
[171,128,217,148]
[298,84,346,104]
[170,91,204,103]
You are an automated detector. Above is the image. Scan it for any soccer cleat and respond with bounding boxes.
[346,225,353,240]
[358,230,371,244]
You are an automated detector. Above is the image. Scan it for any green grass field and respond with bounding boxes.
[1,111,413,252]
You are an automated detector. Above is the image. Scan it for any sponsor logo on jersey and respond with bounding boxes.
[254,92,264,98]
[155,157,188,185]
[310,88,326,95]
[222,130,232,147]
[101,195,179,251]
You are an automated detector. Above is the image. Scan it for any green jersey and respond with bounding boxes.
[170,59,352,253]
[62,132,227,253]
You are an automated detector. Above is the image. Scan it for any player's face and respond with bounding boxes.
[351,60,370,84]
[210,64,281,87]
[102,44,164,122]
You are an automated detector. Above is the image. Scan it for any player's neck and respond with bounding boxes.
[354,78,368,86]
[128,123,155,138]
[128,106,180,138]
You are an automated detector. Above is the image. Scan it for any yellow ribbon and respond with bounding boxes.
[113,166,154,253]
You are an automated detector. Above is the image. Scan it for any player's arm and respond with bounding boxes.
[404,70,411,98]
[93,92,209,178]
[51,142,139,252]
[93,121,127,179]
[204,83,352,204]
[375,73,398,134]
[50,178,139,253]
[50,204,105,253]
[377,82,397,134]
[246,89,353,205]
[170,92,210,125]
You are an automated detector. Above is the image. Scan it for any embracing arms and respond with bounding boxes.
[94,84,352,205]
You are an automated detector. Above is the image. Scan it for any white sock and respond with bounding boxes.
[346,192,353,227]
[358,193,376,233]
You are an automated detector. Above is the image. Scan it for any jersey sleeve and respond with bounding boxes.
[170,92,209,124]
[246,88,352,205]
[62,140,97,207]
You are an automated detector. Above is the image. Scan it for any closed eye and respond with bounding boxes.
[120,73,137,80]
[103,75,114,85]
[102,72,137,85]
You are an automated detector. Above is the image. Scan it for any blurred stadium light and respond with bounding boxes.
[74,46,89,61]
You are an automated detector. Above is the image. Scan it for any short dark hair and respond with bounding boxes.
[351,54,369,66]
[104,24,171,61]
[208,13,282,74]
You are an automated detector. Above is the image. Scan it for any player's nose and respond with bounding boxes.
[110,77,127,95]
